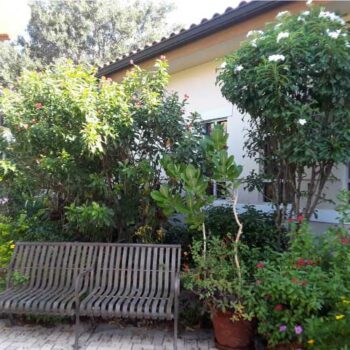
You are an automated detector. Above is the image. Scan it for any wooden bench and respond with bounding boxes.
[0,242,181,349]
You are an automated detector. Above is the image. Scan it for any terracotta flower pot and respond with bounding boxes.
[212,310,254,350]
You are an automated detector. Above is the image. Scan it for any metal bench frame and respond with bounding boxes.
[0,242,181,350]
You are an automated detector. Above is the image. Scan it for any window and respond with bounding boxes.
[202,117,227,136]
[207,180,227,199]
[202,117,228,198]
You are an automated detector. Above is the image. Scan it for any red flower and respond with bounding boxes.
[35,103,43,110]
[297,215,304,223]
[340,237,350,245]
[256,262,265,269]
[160,55,166,60]
[296,258,316,268]
[274,304,283,311]
[288,218,295,223]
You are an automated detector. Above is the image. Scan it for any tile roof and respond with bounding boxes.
[0,34,10,41]
[97,0,290,77]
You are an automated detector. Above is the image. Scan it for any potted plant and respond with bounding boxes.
[152,125,255,349]
[182,236,255,350]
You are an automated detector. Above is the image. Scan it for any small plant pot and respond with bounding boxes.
[212,310,254,350]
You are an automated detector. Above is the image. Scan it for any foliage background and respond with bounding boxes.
[0,0,178,87]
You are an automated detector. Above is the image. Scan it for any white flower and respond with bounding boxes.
[277,32,289,43]
[298,11,310,22]
[327,29,341,39]
[251,38,257,47]
[306,0,312,5]
[0,197,8,205]
[298,119,307,126]
[268,54,285,62]
[246,30,263,38]
[346,42,350,48]
[276,11,290,19]
[234,65,244,73]
[275,23,282,29]
[319,11,345,25]
[220,62,227,69]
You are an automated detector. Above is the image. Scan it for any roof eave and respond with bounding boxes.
[97,0,290,77]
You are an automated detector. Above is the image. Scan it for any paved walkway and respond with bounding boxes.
[0,320,215,350]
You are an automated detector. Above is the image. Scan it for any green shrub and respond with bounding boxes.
[252,223,350,348]
[0,60,203,243]
[205,205,286,251]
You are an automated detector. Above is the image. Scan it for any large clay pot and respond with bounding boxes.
[212,311,254,350]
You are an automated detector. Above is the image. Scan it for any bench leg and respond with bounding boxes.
[74,305,80,350]
[7,314,15,326]
[174,301,179,350]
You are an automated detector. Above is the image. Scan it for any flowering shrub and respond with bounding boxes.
[252,222,350,348]
[0,60,202,242]
[217,4,350,227]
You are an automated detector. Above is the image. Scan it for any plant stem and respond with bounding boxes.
[232,190,242,282]
[202,222,207,258]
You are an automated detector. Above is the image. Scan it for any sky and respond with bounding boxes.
[0,0,243,40]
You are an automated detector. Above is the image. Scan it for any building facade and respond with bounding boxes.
[99,0,350,226]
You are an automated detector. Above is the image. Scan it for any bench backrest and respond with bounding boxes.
[9,242,97,289]
[9,243,181,292]
[92,244,181,293]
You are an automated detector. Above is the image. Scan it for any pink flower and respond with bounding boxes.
[35,103,43,110]
[255,279,262,286]
[130,59,134,65]
[160,55,166,60]
[184,94,189,100]
[279,325,287,332]
[256,262,265,268]
[295,325,303,334]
